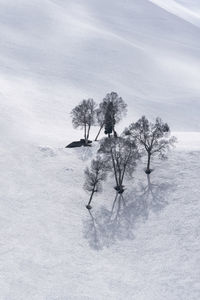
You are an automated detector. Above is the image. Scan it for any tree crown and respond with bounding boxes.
[84,156,107,193]
[99,136,140,178]
[125,116,177,157]
[71,98,96,129]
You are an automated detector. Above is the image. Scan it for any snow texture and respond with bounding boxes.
[0,0,200,299]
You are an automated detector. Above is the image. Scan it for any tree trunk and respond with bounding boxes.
[84,123,87,144]
[85,125,91,146]
[113,129,118,138]
[146,152,151,174]
[118,150,131,192]
[116,158,123,193]
[86,125,90,141]
[88,190,95,206]
[86,189,95,209]
[95,125,103,141]
[110,148,119,187]
[119,166,125,193]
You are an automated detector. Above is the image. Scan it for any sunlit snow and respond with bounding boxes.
[0,0,200,299]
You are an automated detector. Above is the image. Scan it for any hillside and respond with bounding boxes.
[1,140,200,299]
[0,0,200,299]
[1,0,200,144]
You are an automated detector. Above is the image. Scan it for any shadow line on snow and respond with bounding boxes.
[83,175,176,250]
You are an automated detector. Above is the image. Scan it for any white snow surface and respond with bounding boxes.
[0,0,200,299]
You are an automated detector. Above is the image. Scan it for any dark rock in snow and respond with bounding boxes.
[66,139,92,148]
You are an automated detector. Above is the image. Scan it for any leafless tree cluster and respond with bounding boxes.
[83,134,141,209]
[71,91,127,145]
[70,93,176,209]
[71,98,96,145]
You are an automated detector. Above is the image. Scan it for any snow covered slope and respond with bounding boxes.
[1,0,200,144]
[0,0,200,299]
[150,0,200,27]
[1,143,200,299]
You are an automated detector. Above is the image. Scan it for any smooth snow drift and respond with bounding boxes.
[1,0,200,142]
[0,0,200,299]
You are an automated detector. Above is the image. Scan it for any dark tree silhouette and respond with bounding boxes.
[125,116,177,174]
[104,101,114,137]
[71,98,96,145]
[94,102,107,141]
[99,136,140,193]
[94,92,127,140]
[84,157,107,209]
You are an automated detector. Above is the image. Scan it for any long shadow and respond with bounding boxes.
[83,175,176,250]
[83,210,102,250]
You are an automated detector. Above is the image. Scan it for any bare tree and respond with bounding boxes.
[94,103,106,141]
[99,136,139,194]
[71,98,96,145]
[84,157,107,209]
[94,92,127,140]
[125,116,177,174]
[104,101,115,138]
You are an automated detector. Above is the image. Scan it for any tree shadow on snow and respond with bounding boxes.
[83,175,176,250]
